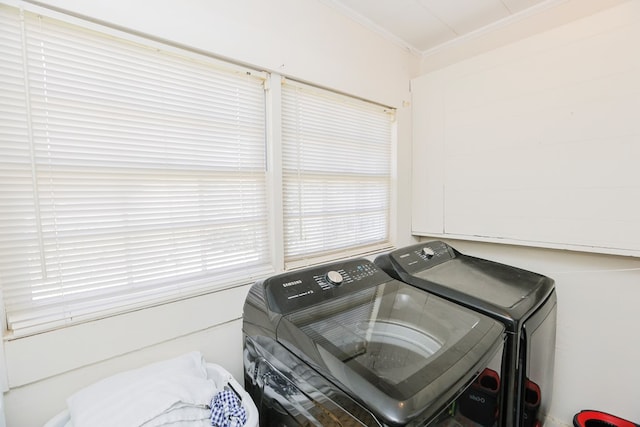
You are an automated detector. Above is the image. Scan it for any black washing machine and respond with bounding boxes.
[375,241,557,427]
[243,258,506,426]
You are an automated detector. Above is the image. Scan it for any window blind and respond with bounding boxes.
[0,6,270,337]
[281,80,394,265]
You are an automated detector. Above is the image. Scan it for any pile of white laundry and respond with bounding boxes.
[64,352,241,427]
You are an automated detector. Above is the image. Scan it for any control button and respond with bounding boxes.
[325,270,343,286]
[421,247,436,259]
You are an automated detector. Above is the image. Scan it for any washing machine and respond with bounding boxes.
[242,257,506,427]
[375,241,557,427]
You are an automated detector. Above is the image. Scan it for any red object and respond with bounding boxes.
[477,368,500,392]
[524,379,541,407]
[574,410,639,427]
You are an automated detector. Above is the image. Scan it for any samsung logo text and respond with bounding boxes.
[282,280,303,288]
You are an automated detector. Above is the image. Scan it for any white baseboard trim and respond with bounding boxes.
[545,415,573,427]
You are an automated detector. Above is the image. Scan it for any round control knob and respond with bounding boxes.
[421,247,436,259]
[325,270,343,286]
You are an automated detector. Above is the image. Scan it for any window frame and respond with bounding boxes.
[0,2,397,339]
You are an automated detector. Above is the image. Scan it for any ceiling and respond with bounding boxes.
[321,0,568,54]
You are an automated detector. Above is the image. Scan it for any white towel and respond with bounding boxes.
[67,351,216,427]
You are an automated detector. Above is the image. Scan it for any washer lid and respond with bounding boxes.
[276,279,504,426]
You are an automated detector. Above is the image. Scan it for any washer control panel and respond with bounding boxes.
[389,241,455,274]
[264,259,389,314]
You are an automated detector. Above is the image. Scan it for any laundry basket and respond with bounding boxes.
[43,363,258,427]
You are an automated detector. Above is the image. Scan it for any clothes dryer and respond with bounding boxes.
[243,258,506,426]
[375,241,557,427]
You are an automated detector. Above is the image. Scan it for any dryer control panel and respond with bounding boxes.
[387,241,455,274]
[264,259,390,315]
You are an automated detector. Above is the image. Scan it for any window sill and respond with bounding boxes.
[4,284,251,388]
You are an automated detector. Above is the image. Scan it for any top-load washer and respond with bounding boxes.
[375,241,557,427]
[243,257,505,426]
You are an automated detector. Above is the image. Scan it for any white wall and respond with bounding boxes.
[414,1,640,425]
[1,1,417,426]
[412,0,640,257]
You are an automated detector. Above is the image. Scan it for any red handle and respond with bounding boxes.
[574,410,638,427]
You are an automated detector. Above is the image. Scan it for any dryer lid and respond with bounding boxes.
[276,279,504,426]
[414,256,541,308]
[377,241,555,326]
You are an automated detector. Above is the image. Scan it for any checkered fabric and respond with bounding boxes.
[210,388,247,427]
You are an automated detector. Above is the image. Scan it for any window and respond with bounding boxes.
[281,80,394,266]
[0,5,395,338]
[0,6,270,337]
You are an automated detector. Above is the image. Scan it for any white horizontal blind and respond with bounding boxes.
[281,80,393,263]
[0,6,270,337]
